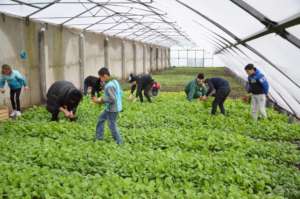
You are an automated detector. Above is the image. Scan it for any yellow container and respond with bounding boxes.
[0,106,9,121]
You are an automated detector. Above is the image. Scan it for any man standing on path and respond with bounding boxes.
[245,64,269,120]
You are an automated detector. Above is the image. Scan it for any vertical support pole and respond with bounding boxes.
[104,37,109,68]
[186,49,188,67]
[194,49,196,67]
[79,33,85,90]
[161,48,163,71]
[169,48,171,68]
[143,44,146,74]
[161,48,165,70]
[168,48,170,68]
[150,46,153,72]
[155,47,159,71]
[121,40,126,80]
[163,48,166,69]
[38,26,48,102]
[202,49,205,67]
[164,48,166,69]
[186,49,189,66]
[133,42,137,74]
[177,49,179,66]
[161,48,163,70]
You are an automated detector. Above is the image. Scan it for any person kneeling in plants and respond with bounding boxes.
[185,73,207,101]
[245,64,269,120]
[93,67,123,145]
[46,81,83,121]
[0,64,29,117]
[200,75,231,115]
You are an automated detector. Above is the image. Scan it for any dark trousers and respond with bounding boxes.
[138,84,152,102]
[83,82,89,96]
[211,88,230,115]
[50,110,60,121]
[10,88,22,111]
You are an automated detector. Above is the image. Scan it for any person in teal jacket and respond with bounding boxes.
[185,73,207,101]
[93,67,123,144]
[0,64,29,117]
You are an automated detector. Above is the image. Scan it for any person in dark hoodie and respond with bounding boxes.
[83,75,103,97]
[46,81,83,121]
[199,75,231,115]
[245,64,269,120]
[128,73,154,103]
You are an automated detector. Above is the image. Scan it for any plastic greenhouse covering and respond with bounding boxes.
[0,0,299,118]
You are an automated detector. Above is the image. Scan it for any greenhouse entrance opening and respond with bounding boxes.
[171,48,215,67]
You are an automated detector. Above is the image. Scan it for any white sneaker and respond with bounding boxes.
[10,110,16,117]
[15,111,22,117]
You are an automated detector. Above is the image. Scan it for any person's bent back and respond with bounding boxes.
[202,76,231,115]
[129,73,154,102]
[46,81,83,121]
[83,75,103,97]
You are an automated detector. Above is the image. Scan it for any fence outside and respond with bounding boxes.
[171,49,214,67]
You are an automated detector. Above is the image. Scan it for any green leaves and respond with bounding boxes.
[0,92,299,198]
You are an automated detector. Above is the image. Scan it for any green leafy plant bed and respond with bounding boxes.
[0,93,300,198]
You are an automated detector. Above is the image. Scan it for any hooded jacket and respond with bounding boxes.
[46,81,82,113]
[247,69,269,95]
[0,70,27,90]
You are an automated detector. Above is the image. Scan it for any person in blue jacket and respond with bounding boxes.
[0,64,29,117]
[93,67,123,145]
[245,64,269,120]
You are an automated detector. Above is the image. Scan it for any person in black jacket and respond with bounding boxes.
[83,75,103,97]
[128,73,154,103]
[200,75,231,115]
[46,81,83,121]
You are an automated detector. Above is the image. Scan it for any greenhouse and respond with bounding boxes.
[0,0,300,198]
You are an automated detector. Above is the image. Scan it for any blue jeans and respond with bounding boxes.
[96,111,123,144]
